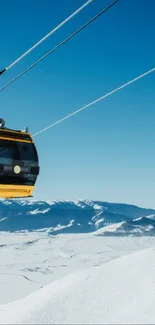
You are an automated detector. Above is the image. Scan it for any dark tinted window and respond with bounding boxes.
[0,141,18,164]
[18,143,38,162]
[0,175,35,186]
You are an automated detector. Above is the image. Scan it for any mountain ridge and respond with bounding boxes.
[0,199,155,236]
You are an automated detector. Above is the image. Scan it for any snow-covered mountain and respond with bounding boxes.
[0,199,155,236]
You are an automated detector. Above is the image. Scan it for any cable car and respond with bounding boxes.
[0,118,39,198]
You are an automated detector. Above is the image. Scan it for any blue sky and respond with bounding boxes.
[0,0,155,208]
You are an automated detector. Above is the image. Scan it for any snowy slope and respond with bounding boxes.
[1,246,155,324]
[1,200,155,324]
[0,199,155,235]
[1,231,155,305]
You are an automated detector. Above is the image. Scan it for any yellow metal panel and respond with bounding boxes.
[2,129,33,138]
[0,129,33,143]
[0,136,32,143]
[0,184,34,198]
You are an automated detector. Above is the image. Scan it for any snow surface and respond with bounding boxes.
[1,231,155,323]
[1,200,155,323]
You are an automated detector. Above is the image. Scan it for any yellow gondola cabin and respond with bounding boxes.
[0,119,39,198]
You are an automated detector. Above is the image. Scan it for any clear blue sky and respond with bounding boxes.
[0,0,155,208]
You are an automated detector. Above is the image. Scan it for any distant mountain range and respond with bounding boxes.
[0,199,155,236]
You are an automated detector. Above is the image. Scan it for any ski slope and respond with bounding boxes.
[1,232,155,324]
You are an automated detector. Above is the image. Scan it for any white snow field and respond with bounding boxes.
[1,232,155,324]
